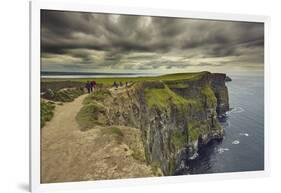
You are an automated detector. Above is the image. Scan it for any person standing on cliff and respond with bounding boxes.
[91,80,96,93]
[113,81,118,89]
[89,81,94,93]
[85,81,91,94]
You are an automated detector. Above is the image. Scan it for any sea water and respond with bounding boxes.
[185,74,264,174]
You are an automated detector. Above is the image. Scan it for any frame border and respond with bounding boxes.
[30,1,270,192]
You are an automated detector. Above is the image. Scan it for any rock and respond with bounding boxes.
[225,76,232,82]
[103,72,229,176]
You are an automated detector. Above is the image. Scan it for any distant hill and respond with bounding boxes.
[41,71,144,76]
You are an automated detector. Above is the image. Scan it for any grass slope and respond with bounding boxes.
[41,100,55,128]
[42,87,84,102]
[76,101,107,131]
[144,84,195,109]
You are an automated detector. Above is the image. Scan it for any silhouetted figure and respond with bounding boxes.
[92,80,96,88]
[85,81,91,94]
[113,81,118,88]
[125,81,128,87]
[119,81,123,87]
[91,80,96,93]
[90,81,94,93]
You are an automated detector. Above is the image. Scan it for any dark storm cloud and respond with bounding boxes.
[41,9,264,73]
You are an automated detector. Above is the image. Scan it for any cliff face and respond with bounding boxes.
[106,72,229,175]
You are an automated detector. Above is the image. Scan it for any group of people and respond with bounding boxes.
[85,80,131,94]
[85,80,97,94]
[113,81,129,89]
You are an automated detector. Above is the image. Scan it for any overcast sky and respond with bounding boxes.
[41,10,264,74]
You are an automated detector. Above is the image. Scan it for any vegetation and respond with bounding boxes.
[41,80,84,92]
[201,85,217,108]
[42,87,84,102]
[151,162,163,176]
[41,100,55,128]
[40,70,226,177]
[107,127,124,137]
[187,120,209,143]
[172,130,187,149]
[41,71,208,86]
[131,148,145,162]
[101,127,124,144]
[168,159,176,174]
[83,89,111,104]
[165,81,189,89]
[76,101,107,131]
[144,84,194,109]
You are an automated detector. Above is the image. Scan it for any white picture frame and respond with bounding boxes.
[29,0,270,192]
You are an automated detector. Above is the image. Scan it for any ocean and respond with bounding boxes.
[186,74,264,174]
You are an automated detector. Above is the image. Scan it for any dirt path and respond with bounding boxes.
[41,94,154,183]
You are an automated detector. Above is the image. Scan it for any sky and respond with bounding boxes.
[41,10,264,75]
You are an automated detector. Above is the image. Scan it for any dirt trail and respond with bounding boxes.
[41,94,153,183]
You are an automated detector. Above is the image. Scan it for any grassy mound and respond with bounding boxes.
[101,127,124,144]
[42,87,84,102]
[83,89,111,104]
[144,84,194,109]
[76,102,107,131]
[41,100,55,128]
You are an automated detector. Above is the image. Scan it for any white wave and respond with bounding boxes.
[189,152,199,160]
[228,107,245,114]
[232,140,240,145]
[239,133,249,137]
[217,148,230,154]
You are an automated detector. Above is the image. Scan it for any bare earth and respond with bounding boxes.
[41,94,154,183]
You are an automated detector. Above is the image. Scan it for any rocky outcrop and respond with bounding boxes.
[105,72,229,175]
[225,76,232,82]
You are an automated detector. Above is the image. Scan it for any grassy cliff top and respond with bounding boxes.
[41,71,209,85]
[144,84,197,109]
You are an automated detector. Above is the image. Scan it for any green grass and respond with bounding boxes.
[188,120,209,143]
[41,100,55,128]
[168,159,176,174]
[172,130,187,149]
[107,127,124,137]
[41,71,208,85]
[165,81,189,89]
[75,102,107,131]
[144,84,194,109]
[83,89,112,104]
[42,87,84,102]
[160,72,206,81]
[201,85,217,108]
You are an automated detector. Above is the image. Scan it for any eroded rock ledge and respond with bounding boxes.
[102,71,229,175]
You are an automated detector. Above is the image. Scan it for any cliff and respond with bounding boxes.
[95,72,229,175]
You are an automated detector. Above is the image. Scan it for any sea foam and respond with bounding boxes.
[232,140,240,145]
[239,133,249,137]
[217,148,230,154]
